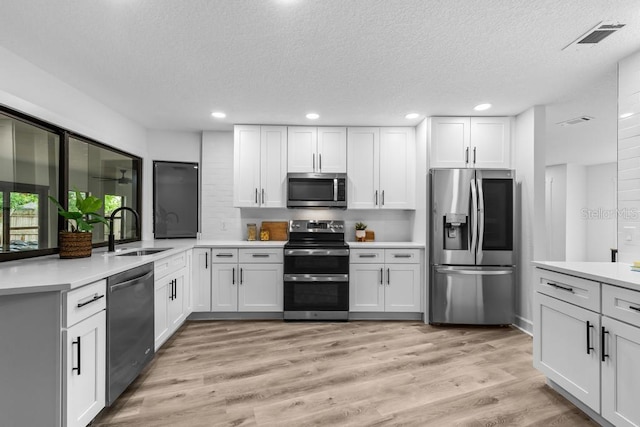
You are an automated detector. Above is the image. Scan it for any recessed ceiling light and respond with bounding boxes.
[620,112,633,119]
[405,113,420,119]
[211,111,226,119]
[474,103,492,111]
[306,113,319,120]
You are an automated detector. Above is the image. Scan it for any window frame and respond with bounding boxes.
[0,104,143,262]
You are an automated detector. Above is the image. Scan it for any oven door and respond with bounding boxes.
[284,248,349,275]
[284,275,349,319]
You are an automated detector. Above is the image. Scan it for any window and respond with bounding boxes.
[68,136,140,244]
[0,107,141,261]
[0,112,60,257]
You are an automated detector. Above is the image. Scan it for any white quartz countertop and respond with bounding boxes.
[1,239,423,296]
[194,240,286,247]
[348,242,425,249]
[533,261,640,292]
[0,240,196,296]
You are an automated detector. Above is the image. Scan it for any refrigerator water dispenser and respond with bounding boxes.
[443,213,468,250]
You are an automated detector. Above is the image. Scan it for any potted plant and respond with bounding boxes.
[355,222,367,242]
[49,190,109,258]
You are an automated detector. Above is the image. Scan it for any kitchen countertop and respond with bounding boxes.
[348,242,425,249]
[533,261,640,292]
[1,239,423,296]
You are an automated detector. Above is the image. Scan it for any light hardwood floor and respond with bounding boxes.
[93,321,596,426]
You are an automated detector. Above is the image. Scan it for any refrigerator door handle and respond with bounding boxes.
[470,177,478,258]
[434,267,512,275]
[477,177,485,262]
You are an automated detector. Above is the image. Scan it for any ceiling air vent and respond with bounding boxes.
[557,116,594,126]
[562,21,625,50]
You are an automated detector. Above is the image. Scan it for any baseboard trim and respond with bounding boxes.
[514,315,533,336]
[547,379,614,427]
[349,312,423,321]
[188,312,284,320]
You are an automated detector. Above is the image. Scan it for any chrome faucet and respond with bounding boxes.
[108,207,140,252]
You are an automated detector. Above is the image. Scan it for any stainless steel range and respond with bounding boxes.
[283,220,349,320]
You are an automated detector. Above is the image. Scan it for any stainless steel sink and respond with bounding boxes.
[116,248,172,256]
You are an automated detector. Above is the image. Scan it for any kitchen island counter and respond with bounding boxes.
[533,260,640,292]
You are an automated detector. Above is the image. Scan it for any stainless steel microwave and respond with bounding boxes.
[287,173,347,208]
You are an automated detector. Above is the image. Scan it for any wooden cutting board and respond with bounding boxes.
[260,221,289,241]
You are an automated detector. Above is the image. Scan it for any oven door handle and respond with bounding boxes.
[284,249,350,256]
[284,274,349,282]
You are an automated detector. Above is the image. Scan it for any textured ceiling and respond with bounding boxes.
[0,0,639,132]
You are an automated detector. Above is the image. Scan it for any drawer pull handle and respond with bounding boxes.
[216,253,234,258]
[601,327,610,362]
[72,337,81,375]
[76,294,105,308]
[359,254,377,258]
[586,321,594,355]
[393,254,412,258]
[252,254,270,258]
[548,282,574,293]
[630,306,640,313]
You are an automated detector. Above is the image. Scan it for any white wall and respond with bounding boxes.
[565,164,587,261]
[0,46,154,239]
[617,49,640,263]
[412,118,428,244]
[586,162,617,261]
[545,164,567,261]
[147,130,201,163]
[515,105,546,333]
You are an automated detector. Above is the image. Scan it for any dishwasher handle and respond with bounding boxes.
[109,271,154,292]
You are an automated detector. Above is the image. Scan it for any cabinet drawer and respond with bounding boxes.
[603,284,640,327]
[535,268,600,312]
[384,249,421,264]
[239,248,283,263]
[350,249,385,263]
[154,251,187,279]
[63,279,107,328]
[211,248,239,263]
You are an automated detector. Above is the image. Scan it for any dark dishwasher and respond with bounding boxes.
[106,263,155,405]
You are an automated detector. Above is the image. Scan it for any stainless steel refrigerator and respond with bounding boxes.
[430,168,515,325]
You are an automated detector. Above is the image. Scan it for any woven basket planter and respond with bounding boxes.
[59,231,93,259]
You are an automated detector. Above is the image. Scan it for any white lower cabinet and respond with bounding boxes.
[211,248,283,312]
[64,311,106,427]
[534,293,601,411]
[154,251,190,350]
[62,279,107,427]
[191,248,212,312]
[534,267,640,427]
[350,249,421,313]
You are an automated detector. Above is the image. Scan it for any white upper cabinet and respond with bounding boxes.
[470,117,511,168]
[317,127,347,172]
[233,125,287,208]
[347,127,415,210]
[429,117,511,169]
[379,127,415,209]
[288,126,346,173]
[347,127,379,209]
[429,117,471,168]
